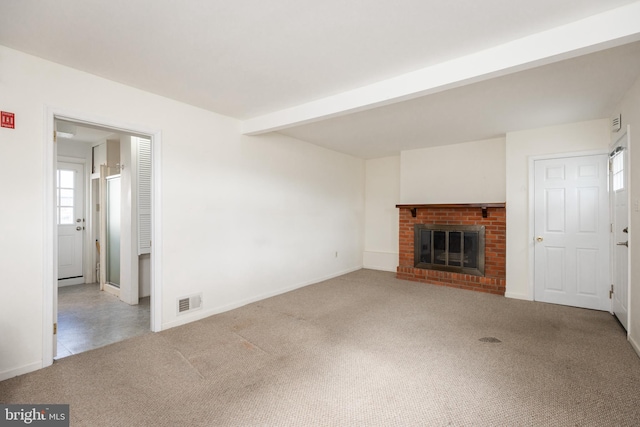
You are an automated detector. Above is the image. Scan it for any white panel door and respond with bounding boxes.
[610,132,629,329]
[57,162,84,280]
[534,155,610,310]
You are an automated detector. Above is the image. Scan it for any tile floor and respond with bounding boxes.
[56,283,150,359]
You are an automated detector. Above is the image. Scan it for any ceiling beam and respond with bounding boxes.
[242,1,640,135]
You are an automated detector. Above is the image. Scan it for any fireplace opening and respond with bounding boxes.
[414,224,485,276]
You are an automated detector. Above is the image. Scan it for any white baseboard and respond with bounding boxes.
[629,335,640,359]
[0,361,42,382]
[103,283,120,297]
[363,251,398,272]
[504,291,532,301]
[58,277,85,287]
[162,265,363,331]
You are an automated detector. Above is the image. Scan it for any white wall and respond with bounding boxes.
[57,139,92,160]
[614,75,640,355]
[504,119,610,300]
[0,45,364,380]
[400,138,506,204]
[363,156,400,271]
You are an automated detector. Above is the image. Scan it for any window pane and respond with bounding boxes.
[60,170,74,188]
[612,152,624,192]
[59,207,74,225]
[433,231,446,265]
[448,232,462,266]
[464,233,479,268]
[60,189,74,207]
[419,230,431,263]
[60,189,73,198]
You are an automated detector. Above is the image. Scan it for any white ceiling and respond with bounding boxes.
[55,120,117,144]
[280,42,640,158]
[2,0,640,158]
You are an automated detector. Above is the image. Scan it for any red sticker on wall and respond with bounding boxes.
[1,111,15,129]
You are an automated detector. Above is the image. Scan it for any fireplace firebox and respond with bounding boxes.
[414,224,485,276]
[396,204,505,295]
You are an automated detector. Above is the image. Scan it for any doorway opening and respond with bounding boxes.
[43,109,162,367]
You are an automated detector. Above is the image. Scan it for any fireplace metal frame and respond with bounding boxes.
[414,224,486,276]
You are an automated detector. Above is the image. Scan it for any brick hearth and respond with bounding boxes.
[396,205,506,295]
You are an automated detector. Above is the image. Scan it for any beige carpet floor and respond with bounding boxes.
[1,269,640,426]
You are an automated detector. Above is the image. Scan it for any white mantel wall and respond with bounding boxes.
[0,45,364,380]
[400,138,506,204]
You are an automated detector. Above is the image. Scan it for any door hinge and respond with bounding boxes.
[609,284,614,299]
[53,323,57,334]
[53,130,57,143]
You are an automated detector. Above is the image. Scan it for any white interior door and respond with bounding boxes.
[610,132,629,330]
[534,154,610,310]
[57,162,85,284]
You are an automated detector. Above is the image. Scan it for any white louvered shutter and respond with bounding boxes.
[137,137,152,254]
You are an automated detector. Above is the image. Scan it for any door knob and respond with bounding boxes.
[617,241,628,247]
[76,226,82,231]
[536,236,544,242]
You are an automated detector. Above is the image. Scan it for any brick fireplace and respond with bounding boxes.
[396,204,506,295]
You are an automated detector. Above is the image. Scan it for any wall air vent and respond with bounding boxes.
[177,293,202,315]
[612,114,622,133]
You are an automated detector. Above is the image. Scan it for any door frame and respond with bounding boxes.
[43,106,163,368]
[527,149,609,302]
[610,127,631,332]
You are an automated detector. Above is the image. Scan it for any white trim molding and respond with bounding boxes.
[629,335,640,360]
[0,361,43,383]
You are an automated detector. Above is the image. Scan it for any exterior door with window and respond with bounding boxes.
[57,162,84,283]
[611,132,629,330]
